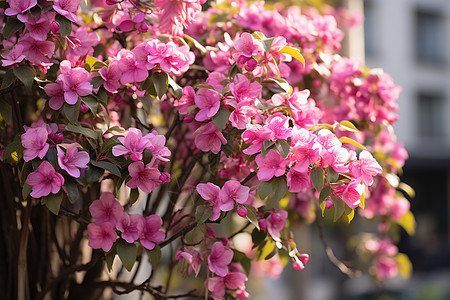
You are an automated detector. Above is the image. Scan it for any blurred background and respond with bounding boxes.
[246,0,450,299]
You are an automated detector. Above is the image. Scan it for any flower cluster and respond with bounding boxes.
[0,0,414,298]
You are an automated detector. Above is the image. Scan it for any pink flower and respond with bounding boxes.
[194,122,227,154]
[208,242,233,277]
[375,257,398,280]
[287,168,311,192]
[218,180,250,212]
[145,134,171,163]
[116,213,144,243]
[1,44,26,66]
[57,145,89,178]
[196,183,222,221]
[234,32,259,58]
[154,0,204,36]
[117,49,149,84]
[266,209,288,242]
[24,14,50,41]
[349,150,383,186]
[67,27,100,57]
[255,150,288,181]
[87,222,117,252]
[241,124,271,155]
[26,161,64,198]
[174,86,195,114]
[126,162,161,193]
[89,192,124,226]
[19,34,55,64]
[98,61,121,93]
[195,88,221,122]
[112,128,151,161]
[140,215,165,250]
[333,179,364,209]
[144,40,174,67]
[229,74,262,103]
[21,126,49,162]
[44,82,65,110]
[208,272,248,299]
[265,115,292,140]
[57,60,93,105]
[290,131,320,172]
[176,247,202,277]
[53,0,81,22]
[5,0,37,22]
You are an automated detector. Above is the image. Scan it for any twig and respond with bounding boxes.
[314,202,361,278]
[228,222,251,240]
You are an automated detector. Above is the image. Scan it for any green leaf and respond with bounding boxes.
[65,177,79,203]
[274,140,290,158]
[46,147,58,169]
[330,196,344,222]
[168,76,183,99]
[63,100,81,124]
[3,133,22,163]
[257,239,276,260]
[278,46,305,67]
[397,211,415,235]
[105,244,117,272]
[195,205,213,224]
[319,185,331,203]
[245,205,259,229]
[66,124,97,139]
[251,228,267,248]
[0,100,13,125]
[43,191,63,215]
[151,72,169,99]
[83,164,104,183]
[261,37,275,53]
[396,253,412,279]
[81,95,99,115]
[228,63,240,79]
[264,78,292,94]
[146,245,161,268]
[232,249,251,276]
[339,136,367,150]
[22,183,32,200]
[117,240,137,272]
[270,176,287,204]
[1,70,16,90]
[56,14,72,37]
[91,76,104,89]
[339,120,359,133]
[326,166,339,183]
[101,135,121,153]
[258,181,272,200]
[310,167,324,192]
[90,160,121,177]
[3,19,24,40]
[13,66,35,91]
[129,188,139,205]
[212,107,230,130]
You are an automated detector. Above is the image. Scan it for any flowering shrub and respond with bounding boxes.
[0,0,415,298]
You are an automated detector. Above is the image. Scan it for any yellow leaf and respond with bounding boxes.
[11,151,19,162]
[339,136,367,150]
[343,206,354,223]
[86,55,99,68]
[359,192,365,209]
[339,120,360,133]
[396,253,412,279]
[183,34,207,55]
[279,46,305,67]
[397,211,416,235]
[319,200,326,216]
[398,182,415,198]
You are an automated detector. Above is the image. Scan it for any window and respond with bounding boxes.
[416,10,445,64]
[417,92,445,138]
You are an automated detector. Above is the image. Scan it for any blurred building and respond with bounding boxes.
[363,0,450,271]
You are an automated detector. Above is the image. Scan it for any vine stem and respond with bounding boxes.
[18,196,32,300]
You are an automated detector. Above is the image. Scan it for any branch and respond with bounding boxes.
[314,202,361,278]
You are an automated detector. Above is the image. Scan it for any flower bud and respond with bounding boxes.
[237,206,247,217]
